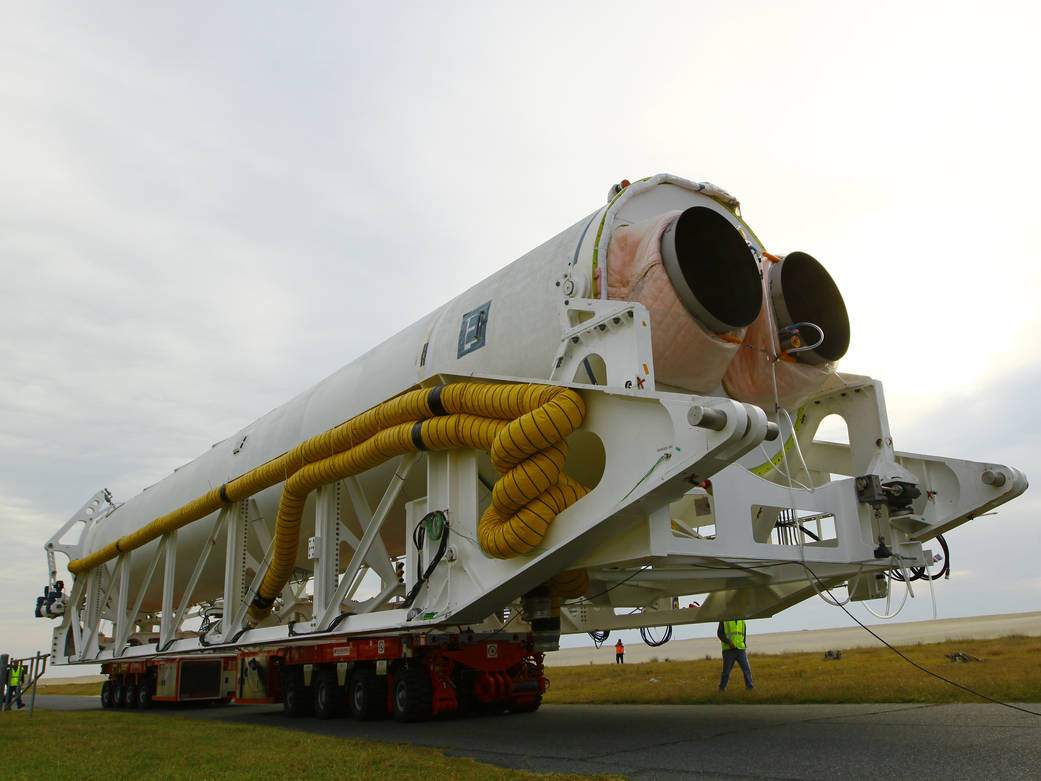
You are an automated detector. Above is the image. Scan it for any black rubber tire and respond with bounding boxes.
[282,670,313,718]
[112,680,126,708]
[507,694,542,713]
[100,681,114,709]
[125,683,139,709]
[284,684,313,717]
[313,670,344,720]
[391,664,433,723]
[453,670,476,716]
[137,682,154,709]
[348,666,387,721]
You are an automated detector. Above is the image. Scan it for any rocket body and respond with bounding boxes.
[76,175,842,614]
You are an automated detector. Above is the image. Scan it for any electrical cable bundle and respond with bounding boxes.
[588,630,610,648]
[889,534,949,581]
[640,625,673,647]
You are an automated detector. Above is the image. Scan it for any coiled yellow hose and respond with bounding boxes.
[67,382,590,623]
[250,384,587,619]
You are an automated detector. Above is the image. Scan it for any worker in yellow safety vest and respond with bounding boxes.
[6,662,25,709]
[717,619,754,691]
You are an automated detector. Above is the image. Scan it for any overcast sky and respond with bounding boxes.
[2,2,1038,675]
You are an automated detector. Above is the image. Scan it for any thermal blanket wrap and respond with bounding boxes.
[607,212,745,393]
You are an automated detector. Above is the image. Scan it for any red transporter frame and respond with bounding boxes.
[277,631,546,720]
[97,631,546,722]
[100,656,236,709]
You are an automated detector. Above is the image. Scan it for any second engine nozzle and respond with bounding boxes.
[660,206,762,333]
[768,251,850,365]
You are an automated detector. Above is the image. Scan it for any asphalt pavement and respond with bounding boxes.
[25,696,1041,780]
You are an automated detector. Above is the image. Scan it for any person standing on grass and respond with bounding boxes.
[6,661,25,709]
[615,639,624,664]
[717,619,754,691]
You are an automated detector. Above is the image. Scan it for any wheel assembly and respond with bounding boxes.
[282,670,313,718]
[313,669,344,720]
[137,683,153,709]
[391,664,433,723]
[348,666,387,721]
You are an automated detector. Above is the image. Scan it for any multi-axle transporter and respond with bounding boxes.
[37,174,1027,721]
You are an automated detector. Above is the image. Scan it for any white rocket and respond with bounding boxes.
[40,174,1026,662]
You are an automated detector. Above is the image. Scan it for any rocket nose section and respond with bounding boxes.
[660,206,762,333]
[768,251,850,364]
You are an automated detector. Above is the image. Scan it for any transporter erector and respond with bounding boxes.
[37,174,1026,719]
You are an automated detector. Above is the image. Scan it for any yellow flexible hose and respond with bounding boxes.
[478,473,588,558]
[67,382,591,623]
[68,386,453,575]
[547,568,590,599]
[251,386,587,618]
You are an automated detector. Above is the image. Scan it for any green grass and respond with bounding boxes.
[36,636,1041,706]
[13,636,1037,780]
[544,635,1041,705]
[0,711,620,781]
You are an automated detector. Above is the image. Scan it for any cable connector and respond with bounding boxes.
[874,536,892,559]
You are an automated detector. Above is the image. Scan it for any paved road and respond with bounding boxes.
[30,696,1041,780]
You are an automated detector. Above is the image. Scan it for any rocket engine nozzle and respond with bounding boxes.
[768,251,850,365]
[660,206,763,333]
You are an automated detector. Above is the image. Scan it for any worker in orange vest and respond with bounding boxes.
[615,639,624,664]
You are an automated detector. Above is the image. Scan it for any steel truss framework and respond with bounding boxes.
[48,369,1025,666]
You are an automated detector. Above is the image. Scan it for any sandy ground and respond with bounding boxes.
[545,610,1041,666]
[37,673,107,684]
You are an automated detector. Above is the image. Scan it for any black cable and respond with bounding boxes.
[326,612,351,633]
[797,525,821,542]
[914,534,950,581]
[565,566,653,606]
[640,625,673,647]
[802,563,1041,717]
[569,566,678,648]
[588,630,610,648]
[579,559,801,608]
[412,518,426,550]
[889,534,950,582]
[485,604,526,640]
[565,560,792,614]
[403,513,450,610]
[197,623,217,647]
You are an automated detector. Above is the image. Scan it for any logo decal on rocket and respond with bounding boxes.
[457,301,491,358]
